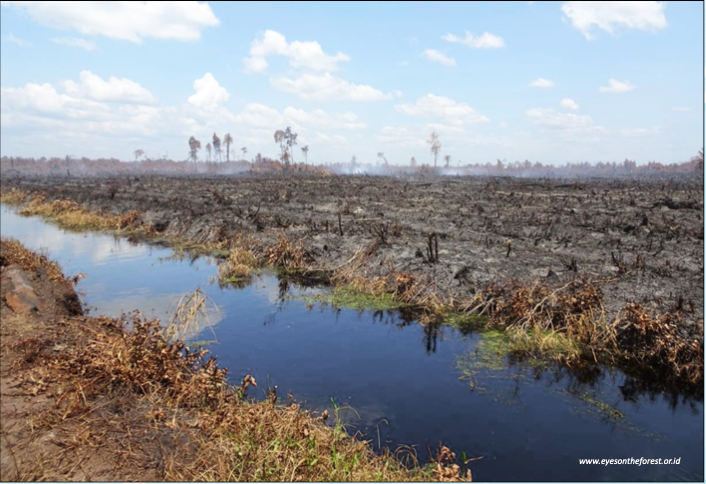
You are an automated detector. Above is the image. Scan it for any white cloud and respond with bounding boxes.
[560,98,580,110]
[1,82,109,118]
[6,33,31,47]
[599,78,635,93]
[270,73,390,102]
[63,71,156,105]
[52,37,98,51]
[396,94,489,125]
[526,108,598,130]
[1,72,370,161]
[421,49,456,67]
[233,103,283,128]
[243,55,268,73]
[312,132,348,146]
[562,1,667,40]
[530,78,555,88]
[283,107,366,130]
[0,1,219,42]
[244,30,350,72]
[442,31,504,48]
[394,90,403,98]
[376,125,510,152]
[187,73,229,111]
[499,121,507,128]
[671,106,690,112]
[376,126,428,146]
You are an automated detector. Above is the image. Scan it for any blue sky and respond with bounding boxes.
[1,1,703,165]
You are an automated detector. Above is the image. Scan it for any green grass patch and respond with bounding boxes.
[442,310,490,332]
[329,286,406,311]
[291,285,408,312]
[578,393,624,419]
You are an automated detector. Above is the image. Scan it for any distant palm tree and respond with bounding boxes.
[188,136,201,162]
[241,146,247,161]
[212,133,222,162]
[301,145,309,164]
[427,132,441,167]
[224,133,233,162]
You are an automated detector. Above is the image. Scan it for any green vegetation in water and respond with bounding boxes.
[293,285,407,312]
[457,327,580,383]
[329,286,407,311]
[175,243,230,258]
[456,329,514,394]
[442,310,489,332]
[577,393,624,420]
[508,328,582,363]
[187,339,218,348]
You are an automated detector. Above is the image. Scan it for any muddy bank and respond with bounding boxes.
[0,237,468,482]
[1,174,703,386]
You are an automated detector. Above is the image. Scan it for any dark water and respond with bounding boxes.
[1,205,703,482]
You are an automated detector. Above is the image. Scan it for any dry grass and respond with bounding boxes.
[47,313,469,482]
[217,247,259,284]
[266,233,312,271]
[0,187,28,204]
[462,278,703,385]
[164,289,219,343]
[0,237,67,283]
[9,192,148,234]
[1,238,471,482]
[614,303,703,384]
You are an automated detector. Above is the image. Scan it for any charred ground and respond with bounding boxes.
[1,173,703,388]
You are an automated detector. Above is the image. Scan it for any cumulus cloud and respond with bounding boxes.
[312,132,348,146]
[270,73,390,102]
[0,1,219,42]
[560,98,579,110]
[187,73,230,111]
[421,49,456,67]
[6,33,31,47]
[396,94,489,125]
[599,78,635,93]
[376,126,428,146]
[52,37,98,51]
[243,55,268,73]
[63,71,156,104]
[530,78,555,88]
[283,107,366,130]
[1,82,108,118]
[244,30,350,72]
[562,1,667,40]
[1,72,371,160]
[442,31,504,48]
[526,108,602,132]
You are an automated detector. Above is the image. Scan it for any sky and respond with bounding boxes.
[0,1,703,166]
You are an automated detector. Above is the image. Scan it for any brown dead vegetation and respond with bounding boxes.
[1,238,471,482]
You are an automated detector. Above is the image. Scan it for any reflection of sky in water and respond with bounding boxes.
[1,206,222,336]
[1,205,702,482]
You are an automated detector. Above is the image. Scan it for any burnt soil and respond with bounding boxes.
[3,174,703,324]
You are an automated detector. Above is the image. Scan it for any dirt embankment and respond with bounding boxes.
[1,174,703,385]
[0,238,469,482]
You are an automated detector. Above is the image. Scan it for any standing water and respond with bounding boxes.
[1,205,702,481]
